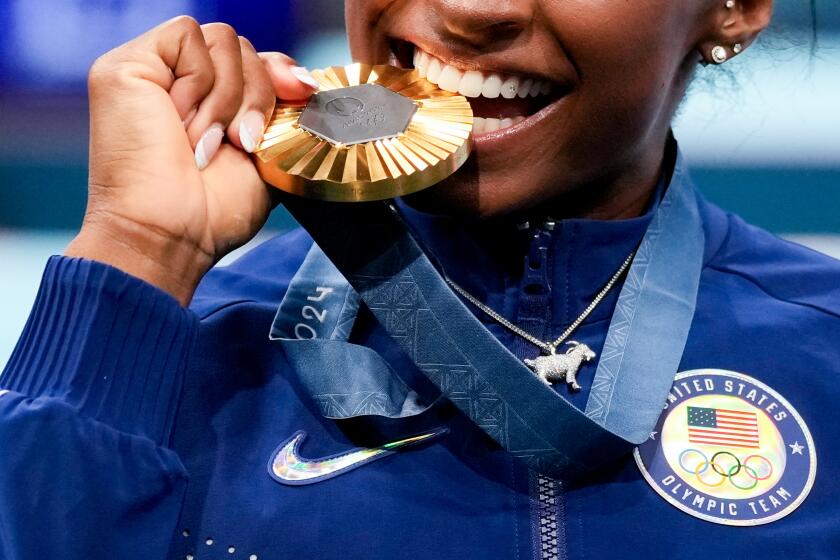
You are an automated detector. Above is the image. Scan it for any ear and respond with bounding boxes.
[697,0,774,64]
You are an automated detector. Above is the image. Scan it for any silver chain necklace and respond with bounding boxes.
[444,250,635,392]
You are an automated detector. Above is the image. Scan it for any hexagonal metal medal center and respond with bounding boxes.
[298,83,417,146]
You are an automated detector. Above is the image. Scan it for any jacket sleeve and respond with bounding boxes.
[0,256,196,559]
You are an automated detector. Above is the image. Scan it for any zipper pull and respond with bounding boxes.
[523,227,552,294]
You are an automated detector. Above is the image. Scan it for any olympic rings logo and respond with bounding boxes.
[678,449,774,490]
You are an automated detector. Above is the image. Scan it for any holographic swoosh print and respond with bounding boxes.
[268,427,448,486]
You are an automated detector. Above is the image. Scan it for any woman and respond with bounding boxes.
[1,1,837,558]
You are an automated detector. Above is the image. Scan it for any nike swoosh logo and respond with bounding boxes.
[268,427,448,486]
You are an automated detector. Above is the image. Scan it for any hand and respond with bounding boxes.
[65,16,320,305]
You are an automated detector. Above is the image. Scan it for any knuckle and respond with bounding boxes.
[238,35,256,52]
[168,14,201,35]
[203,22,238,43]
[87,53,122,90]
[88,54,110,81]
[87,52,150,93]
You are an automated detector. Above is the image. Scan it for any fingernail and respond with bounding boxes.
[290,66,320,90]
[195,124,224,170]
[238,110,265,153]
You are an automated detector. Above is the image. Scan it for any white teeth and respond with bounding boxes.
[426,57,443,83]
[483,118,501,133]
[472,116,525,135]
[540,81,552,96]
[415,50,429,78]
[458,70,484,98]
[500,75,519,99]
[437,64,463,92]
[481,74,502,98]
[517,78,533,98]
[473,117,486,134]
[412,46,553,101]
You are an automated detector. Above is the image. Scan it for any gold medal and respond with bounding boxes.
[253,63,473,202]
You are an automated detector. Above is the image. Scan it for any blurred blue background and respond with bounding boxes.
[1,0,839,369]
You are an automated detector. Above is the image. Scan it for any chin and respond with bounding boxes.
[402,153,575,220]
[400,160,484,218]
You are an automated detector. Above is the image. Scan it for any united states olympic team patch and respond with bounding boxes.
[634,369,816,526]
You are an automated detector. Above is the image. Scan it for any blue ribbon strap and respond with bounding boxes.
[585,158,704,443]
[269,242,360,342]
[271,244,431,419]
[274,151,705,479]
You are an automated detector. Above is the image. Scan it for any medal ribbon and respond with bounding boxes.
[272,151,705,479]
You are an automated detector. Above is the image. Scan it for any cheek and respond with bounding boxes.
[345,0,399,61]
[345,0,379,58]
[547,2,692,150]
[575,57,674,161]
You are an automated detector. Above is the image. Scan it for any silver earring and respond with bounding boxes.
[725,0,735,8]
[733,43,743,54]
[711,46,728,64]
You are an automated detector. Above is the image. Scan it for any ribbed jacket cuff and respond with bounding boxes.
[1,256,197,446]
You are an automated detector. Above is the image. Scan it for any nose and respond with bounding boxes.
[430,0,534,49]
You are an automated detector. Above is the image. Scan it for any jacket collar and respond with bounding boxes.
[395,145,673,330]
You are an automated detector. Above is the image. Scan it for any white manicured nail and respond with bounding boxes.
[239,111,265,153]
[290,66,320,90]
[195,124,224,170]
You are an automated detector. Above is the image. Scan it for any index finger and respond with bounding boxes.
[259,52,320,101]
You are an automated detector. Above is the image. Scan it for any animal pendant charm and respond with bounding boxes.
[524,341,596,392]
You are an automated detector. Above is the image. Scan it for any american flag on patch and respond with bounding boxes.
[686,406,760,449]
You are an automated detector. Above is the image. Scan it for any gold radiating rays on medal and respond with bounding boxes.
[253,63,473,202]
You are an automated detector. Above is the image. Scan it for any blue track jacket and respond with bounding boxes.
[1,156,839,559]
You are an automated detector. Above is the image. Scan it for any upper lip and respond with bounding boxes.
[393,37,564,87]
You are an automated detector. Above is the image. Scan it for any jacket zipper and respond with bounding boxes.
[521,220,566,560]
[535,474,564,560]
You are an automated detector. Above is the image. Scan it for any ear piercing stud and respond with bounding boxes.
[708,43,742,65]
[708,2,740,65]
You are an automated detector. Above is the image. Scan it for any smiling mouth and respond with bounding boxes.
[389,40,565,136]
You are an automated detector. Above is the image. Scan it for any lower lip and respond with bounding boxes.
[471,95,569,151]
